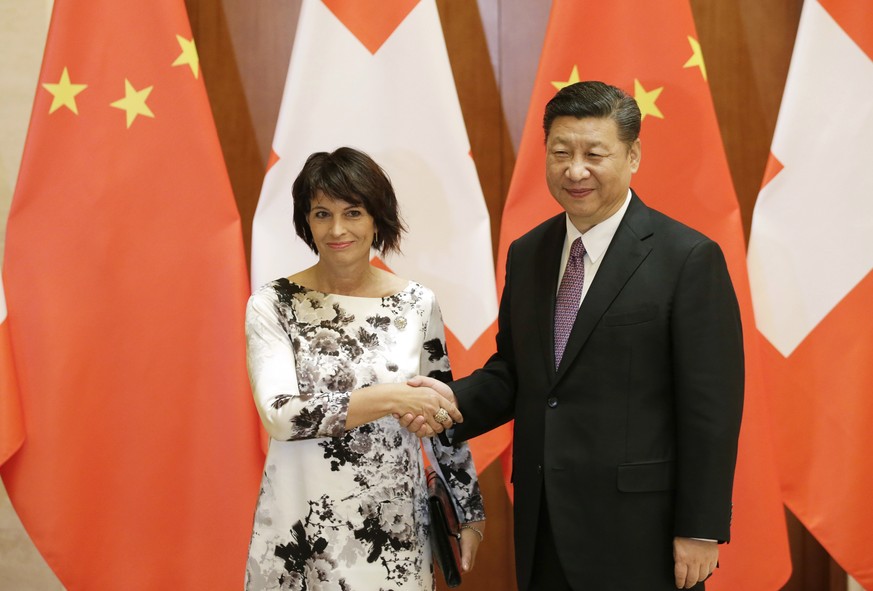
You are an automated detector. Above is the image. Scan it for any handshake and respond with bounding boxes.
[395,375,461,438]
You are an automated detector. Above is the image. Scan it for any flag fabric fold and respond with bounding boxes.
[748,0,873,587]
[0,275,24,465]
[497,1,791,589]
[1,1,262,589]
[250,0,509,471]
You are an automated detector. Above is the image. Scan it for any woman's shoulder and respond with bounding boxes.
[249,277,310,308]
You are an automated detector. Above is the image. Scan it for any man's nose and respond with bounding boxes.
[566,158,590,180]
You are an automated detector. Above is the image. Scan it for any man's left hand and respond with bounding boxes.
[673,537,718,589]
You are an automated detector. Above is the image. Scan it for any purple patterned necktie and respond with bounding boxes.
[554,237,586,369]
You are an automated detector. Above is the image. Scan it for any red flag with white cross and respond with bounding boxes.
[748,0,873,586]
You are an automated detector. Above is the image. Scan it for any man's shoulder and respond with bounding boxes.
[509,213,565,251]
[632,193,715,249]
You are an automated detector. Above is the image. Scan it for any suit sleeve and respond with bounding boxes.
[450,243,519,443]
[671,239,744,542]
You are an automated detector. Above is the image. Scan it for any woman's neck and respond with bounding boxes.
[311,261,380,296]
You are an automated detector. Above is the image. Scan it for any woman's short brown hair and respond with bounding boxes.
[292,147,406,255]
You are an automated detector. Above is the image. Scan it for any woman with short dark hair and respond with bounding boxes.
[245,147,485,590]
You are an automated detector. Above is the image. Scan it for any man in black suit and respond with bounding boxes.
[406,81,744,590]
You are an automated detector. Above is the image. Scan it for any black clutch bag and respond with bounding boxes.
[426,465,462,588]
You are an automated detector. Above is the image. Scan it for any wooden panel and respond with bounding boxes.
[437,0,515,259]
[185,0,299,266]
[494,0,553,150]
[691,0,803,240]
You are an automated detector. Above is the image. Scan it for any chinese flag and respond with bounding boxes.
[0,1,262,589]
[748,0,873,587]
[0,275,24,465]
[250,0,510,471]
[498,1,791,589]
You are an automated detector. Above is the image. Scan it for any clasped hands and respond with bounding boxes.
[395,375,458,437]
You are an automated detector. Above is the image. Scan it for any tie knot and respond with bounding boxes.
[570,237,585,260]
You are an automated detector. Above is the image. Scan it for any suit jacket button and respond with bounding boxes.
[547,396,558,408]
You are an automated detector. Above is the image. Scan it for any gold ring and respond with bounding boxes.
[434,408,451,424]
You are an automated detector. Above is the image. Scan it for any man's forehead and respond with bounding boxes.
[547,120,617,143]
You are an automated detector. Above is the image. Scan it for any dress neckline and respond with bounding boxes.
[284,279,414,301]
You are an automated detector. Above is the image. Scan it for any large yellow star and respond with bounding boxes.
[552,65,580,90]
[634,79,664,120]
[110,79,155,128]
[42,67,88,115]
[172,34,200,79]
[683,36,707,81]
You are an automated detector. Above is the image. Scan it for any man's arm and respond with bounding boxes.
[671,239,744,541]
[402,244,521,439]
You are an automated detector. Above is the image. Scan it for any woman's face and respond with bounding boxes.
[308,190,376,264]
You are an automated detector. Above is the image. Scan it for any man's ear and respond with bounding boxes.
[629,139,642,173]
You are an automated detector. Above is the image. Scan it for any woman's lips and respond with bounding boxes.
[327,241,354,250]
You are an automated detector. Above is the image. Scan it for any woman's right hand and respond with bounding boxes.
[390,384,462,433]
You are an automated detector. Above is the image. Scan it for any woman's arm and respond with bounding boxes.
[246,288,459,441]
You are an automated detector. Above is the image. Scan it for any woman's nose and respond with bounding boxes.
[329,218,346,236]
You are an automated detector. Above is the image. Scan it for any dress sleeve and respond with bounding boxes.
[245,289,350,441]
[421,290,486,523]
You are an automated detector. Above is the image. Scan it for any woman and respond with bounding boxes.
[245,147,486,590]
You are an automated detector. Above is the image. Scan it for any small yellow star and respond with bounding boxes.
[110,79,155,128]
[42,67,88,115]
[683,36,707,81]
[634,79,664,121]
[552,65,580,91]
[172,34,200,79]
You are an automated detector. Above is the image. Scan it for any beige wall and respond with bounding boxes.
[0,2,65,589]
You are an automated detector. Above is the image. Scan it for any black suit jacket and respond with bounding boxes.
[452,192,744,590]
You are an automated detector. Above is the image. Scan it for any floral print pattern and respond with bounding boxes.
[245,279,484,591]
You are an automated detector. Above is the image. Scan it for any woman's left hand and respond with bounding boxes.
[459,520,485,573]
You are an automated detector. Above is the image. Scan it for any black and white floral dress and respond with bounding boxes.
[244,279,484,591]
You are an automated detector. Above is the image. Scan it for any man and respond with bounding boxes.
[407,81,744,590]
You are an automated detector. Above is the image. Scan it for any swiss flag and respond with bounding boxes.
[250,0,510,471]
[748,0,873,587]
[1,1,263,588]
[499,1,791,589]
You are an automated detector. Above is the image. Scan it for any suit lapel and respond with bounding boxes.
[533,216,566,385]
[555,193,654,381]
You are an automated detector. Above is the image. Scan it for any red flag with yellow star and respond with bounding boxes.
[0,1,262,588]
[498,1,791,589]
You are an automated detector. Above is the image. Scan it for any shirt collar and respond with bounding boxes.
[564,189,632,263]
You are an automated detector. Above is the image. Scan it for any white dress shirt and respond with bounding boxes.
[557,189,633,304]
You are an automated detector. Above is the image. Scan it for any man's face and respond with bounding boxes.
[545,115,641,233]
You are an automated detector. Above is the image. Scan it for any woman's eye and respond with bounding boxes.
[313,211,329,219]
[346,210,362,218]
